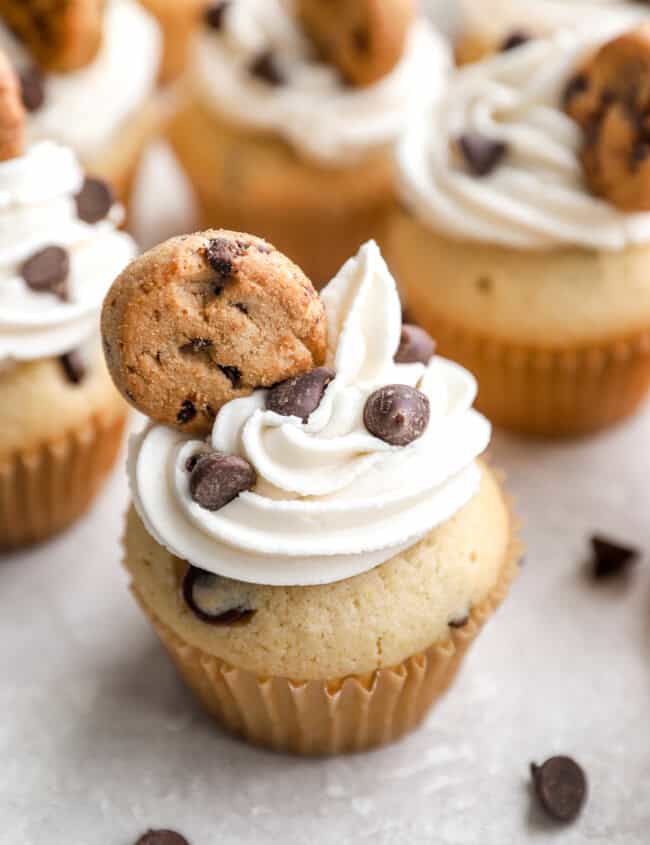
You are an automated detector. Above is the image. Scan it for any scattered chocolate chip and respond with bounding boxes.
[180,337,213,354]
[189,452,256,512]
[75,177,113,224]
[234,302,248,314]
[590,535,639,579]
[19,65,45,111]
[563,73,589,109]
[266,367,336,423]
[363,385,430,447]
[135,830,190,845]
[395,325,435,365]
[182,565,256,626]
[177,400,197,425]
[458,132,507,177]
[203,1,229,30]
[352,26,370,53]
[59,350,86,385]
[206,238,234,279]
[500,30,531,52]
[249,50,285,86]
[449,613,470,628]
[219,365,241,387]
[20,246,69,299]
[531,757,587,823]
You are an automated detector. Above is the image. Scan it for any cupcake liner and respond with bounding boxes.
[132,530,520,756]
[0,411,126,550]
[427,319,650,437]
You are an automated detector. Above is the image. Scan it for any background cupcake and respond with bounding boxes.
[0,0,161,204]
[102,230,518,755]
[166,0,449,287]
[0,58,137,548]
[390,20,650,436]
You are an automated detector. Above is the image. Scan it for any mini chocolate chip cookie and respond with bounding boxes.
[295,0,415,87]
[101,230,328,434]
[0,50,24,161]
[564,24,650,211]
[0,0,106,72]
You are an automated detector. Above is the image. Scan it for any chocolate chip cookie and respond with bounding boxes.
[0,0,106,72]
[101,230,328,434]
[295,0,415,87]
[0,50,24,161]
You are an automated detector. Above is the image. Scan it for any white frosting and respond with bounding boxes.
[129,242,491,587]
[191,0,450,165]
[0,0,160,161]
[0,141,136,362]
[397,21,650,250]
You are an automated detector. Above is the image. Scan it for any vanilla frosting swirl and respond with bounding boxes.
[129,242,490,587]
[191,0,450,165]
[0,0,160,161]
[0,141,136,362]
[397,21,650,250]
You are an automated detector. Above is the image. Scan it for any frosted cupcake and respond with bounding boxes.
[0,0,161,202]
[101,229,518,755]
[166,0,449,286]
[390,20,650,436]
[0,61,137,548]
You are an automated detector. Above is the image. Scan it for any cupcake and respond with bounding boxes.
[102,229,518,755]
[390,21,650,437]
[0,57,137,549]
[139,0,205,83]
[0,0,161,203]
[166,0,450,287]
[456,0,647,64]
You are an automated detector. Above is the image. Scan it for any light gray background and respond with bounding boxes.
[2,4,650,843]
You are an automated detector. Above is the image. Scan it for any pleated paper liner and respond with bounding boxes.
[0,411,126,550]
[132,531,520,757]
[410,316,650,438]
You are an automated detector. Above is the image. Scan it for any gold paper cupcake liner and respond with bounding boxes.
[133,533,520,756]
[0,411,126,550]
[423,318,650,437]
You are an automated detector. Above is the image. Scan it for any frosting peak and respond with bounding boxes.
[130,242,491,586]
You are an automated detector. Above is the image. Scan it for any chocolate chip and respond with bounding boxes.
[458,133,507,177]
[234,302,248,314]
[531,757,587,823]
[180,337,213,354]
[363,385,430,447]
[395,325,435,365]
[500,30,531,52]
[189,452,256,511]
[204,1,229,30]
[218,365,241,387]
[75,177,113,224]
[59,350,85,385]
[563,73,589,109]
[19,65,45,112]
[177,400,197,425]
[20,246,69,299]
[449,613,469,628]
[249,50,285,86]
[266,367,336,423]
[206,238,235,279]
[135,830,190,845]
[182,565,256,626]
[590,535,639,578]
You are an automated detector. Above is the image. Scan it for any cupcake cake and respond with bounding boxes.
[139,0,205,83]
[101,230,518,755]
[0,0,161,202]
[166,0,450,287]
[0,55,137,549]
[390,20,650,437]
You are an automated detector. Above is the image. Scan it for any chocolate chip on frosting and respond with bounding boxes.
[18,66,45,112]
[75,176,113,223]
[135,830,190,845]
[458,132,507,177]
[59,350,86,384]
[590,535,639,578]
[182,565,257,626]
[500,30,531,52]
[20,245,69,299]
[363,385,430,446]
[189,452,256,512]
[249,50,286,86]
[204,1,230,30]
[531,756,587,823]
[266,367,336,422]
[394,325,435,365]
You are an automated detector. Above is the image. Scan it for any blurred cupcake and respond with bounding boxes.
[0,0,161,203]
[0,59,137,549]
[456,0,647,64]
[390,21,650,436]
[139,0,205,83]
[101,228,518,755]
[166,0,449,286]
